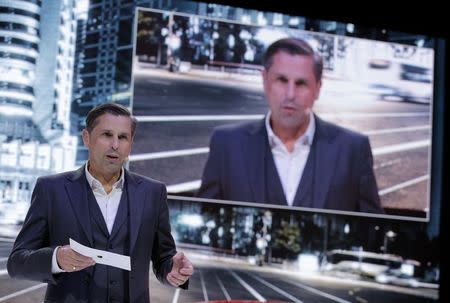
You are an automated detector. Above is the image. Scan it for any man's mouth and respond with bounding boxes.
[106,154,119,160]
[281,105,298,113]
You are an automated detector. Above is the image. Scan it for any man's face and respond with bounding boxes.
[263,51,322,134]
[82,113,133,176]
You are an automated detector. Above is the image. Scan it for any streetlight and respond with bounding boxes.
[209,31,219,61]
[344,223,350,234]
[383,230,396,253]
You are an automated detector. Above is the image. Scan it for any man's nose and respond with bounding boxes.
[286,82,295,100]
[111,136,119,150]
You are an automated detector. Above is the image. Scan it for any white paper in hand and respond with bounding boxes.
[69,238,131,271]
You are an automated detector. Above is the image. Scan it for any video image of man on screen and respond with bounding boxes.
[197,38,383,214]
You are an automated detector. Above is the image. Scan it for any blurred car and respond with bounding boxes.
[168,57,191,73]
[321,249,403,278]
[375,269,420,288]
[369,83,432,104]
[367,59,433,104]
[368,59,391,69]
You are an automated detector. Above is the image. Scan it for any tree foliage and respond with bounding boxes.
[273,220,301,260]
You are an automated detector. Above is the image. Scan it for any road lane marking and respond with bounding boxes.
[0,257,9,262]
[166,165,428,196]
[229,270,266,302]
[129,147,208,161]
[145,79,171,86]
[137,141,430,198]
[373,140,429,156]
[0,269,7,276]
[243,94,264,100]
[373,158,402,169]
[379,175,429,196]
[0,237,15,242]
[250,274,304,303]
[215,273,231,301]
[285,280,352,303]
[171,288,180,303]
[135,112,429,122]
[136,115,263,122]
[321,112,429,119]
[355,296,368,303]
[364,125,429,135]
[0,283,46,302]
[130,138,429,163]
[199,269,209,302]
[167,180,201,193]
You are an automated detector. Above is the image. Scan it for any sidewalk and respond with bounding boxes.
[134,62,377,103]
[134,62,263,88]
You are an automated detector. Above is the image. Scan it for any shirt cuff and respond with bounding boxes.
[51,246,65,274]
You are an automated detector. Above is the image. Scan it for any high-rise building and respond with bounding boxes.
[34,0,77,136]
[71,0,227,164]
[0,0,40,117]
[72,0,159,163]
[0,0,77,217]
[70,4,87,134]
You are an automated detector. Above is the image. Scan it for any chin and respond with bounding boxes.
[280,115,306,128]
[106,162,123,170]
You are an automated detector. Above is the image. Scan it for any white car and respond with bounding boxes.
[375,269,419,288]
[367,60,433,104]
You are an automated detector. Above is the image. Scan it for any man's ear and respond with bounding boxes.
[314,79,322,100]
[82,129,89,147]
[262,68,269,93]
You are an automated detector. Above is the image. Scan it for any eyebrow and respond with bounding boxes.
[274,73,309,82]
[100,129,130,136]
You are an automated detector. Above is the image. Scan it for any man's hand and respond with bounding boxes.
[166,252,194,287]
[56,245,95,272]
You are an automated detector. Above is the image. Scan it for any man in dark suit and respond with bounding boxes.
[8,103,193,302]
[198,38,383,214]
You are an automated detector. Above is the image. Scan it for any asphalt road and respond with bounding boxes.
[130,67,432,218]
[0,244,439,303]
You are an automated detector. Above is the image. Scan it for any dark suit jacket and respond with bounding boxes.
[198,115,383,214]
[7,166,180,302]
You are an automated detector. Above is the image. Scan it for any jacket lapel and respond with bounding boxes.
[292,149,315,207]
[246,120,267,203]
[265,145,288,205]
[65,166,93,246]
[126,171,145,256]
[109,185,128,240]
[313,116,338,209]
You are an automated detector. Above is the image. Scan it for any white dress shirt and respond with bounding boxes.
[84,163,125,234]
[52,163,125,273]
[265,111,315,206]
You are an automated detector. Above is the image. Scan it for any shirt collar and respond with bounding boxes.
[85,161,124,191]
[265,110,315,149]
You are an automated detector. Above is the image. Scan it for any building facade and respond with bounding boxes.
[0,0,77,222]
